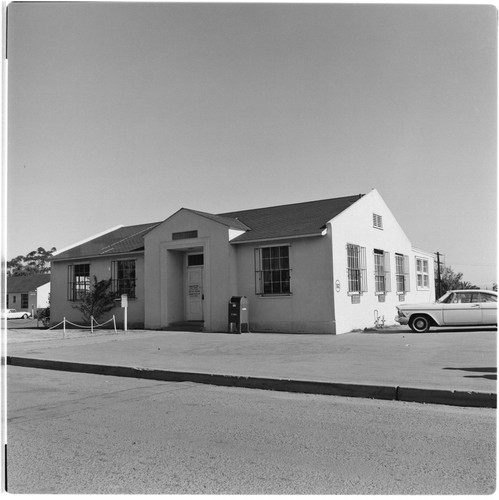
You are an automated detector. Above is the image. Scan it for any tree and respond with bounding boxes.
[436,265,479,297]
[7,247,56,277]
[72,276,116,324]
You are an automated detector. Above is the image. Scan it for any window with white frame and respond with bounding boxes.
[416,257,430,289]
[374,249,391,294]
[68,263,90,301]
[111,260,137,298]
[347,243,367,293]
[255,246,291,295]
[395,254,410,294]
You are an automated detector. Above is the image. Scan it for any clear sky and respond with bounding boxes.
[5,2,497,287]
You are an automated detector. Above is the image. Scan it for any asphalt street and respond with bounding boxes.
[7,366,496,495]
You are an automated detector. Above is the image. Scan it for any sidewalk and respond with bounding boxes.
[5,325,497,407]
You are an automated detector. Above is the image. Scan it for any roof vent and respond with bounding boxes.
[373,213,383,230]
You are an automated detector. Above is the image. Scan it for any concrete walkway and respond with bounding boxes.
[5,325,497,407]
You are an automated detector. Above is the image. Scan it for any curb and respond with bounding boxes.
[7,356,497,409]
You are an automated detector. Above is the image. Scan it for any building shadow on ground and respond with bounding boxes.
[443,367,497,381]
[364,327,497,334]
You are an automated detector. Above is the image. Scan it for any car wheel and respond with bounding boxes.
[410,315,431,333]
[22,314,28,319]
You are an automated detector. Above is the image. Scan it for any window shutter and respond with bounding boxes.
[111,261,117,296]
[254,248,263,295]
[384,251,391,292]
[403,254,411,292]
[67,264,74,301]
[360,246,368,292]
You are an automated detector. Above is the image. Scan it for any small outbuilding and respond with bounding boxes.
[6,274,51,315]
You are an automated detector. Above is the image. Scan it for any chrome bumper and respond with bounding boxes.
[395,315,409,325]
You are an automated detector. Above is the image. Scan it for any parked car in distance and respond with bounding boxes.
[1,309,31,320]
[395,290,497,333]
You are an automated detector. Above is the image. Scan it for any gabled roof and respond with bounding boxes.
[52,222,161,261]
[219,194,363,243]
[185,209,251,231]
[7,274,51,293]
[51,194,364,260]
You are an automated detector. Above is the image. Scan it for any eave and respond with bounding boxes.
[229,232,326,245]
[51,249,145,263]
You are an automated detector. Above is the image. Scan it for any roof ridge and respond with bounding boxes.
[218,193,364,216]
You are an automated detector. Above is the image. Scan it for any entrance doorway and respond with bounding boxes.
[186,254,204,321]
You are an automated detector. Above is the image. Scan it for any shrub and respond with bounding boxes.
[72,276,116,323]
[37,307,50,327]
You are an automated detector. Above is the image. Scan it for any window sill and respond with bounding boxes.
[257,293,293,298]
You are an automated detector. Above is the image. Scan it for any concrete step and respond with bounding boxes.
[165,321,204,332]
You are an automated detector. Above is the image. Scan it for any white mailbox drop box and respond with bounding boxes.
[121,294,128,331]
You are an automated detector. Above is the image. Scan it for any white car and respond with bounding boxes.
[2,309,31,320]
[395,290,497,333]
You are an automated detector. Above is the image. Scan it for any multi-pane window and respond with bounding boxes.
[416,257,430,289]
[395,254,410,294]
[111,260,136,299]
[21,294,29,309]
[347,244,367,293]
[187,254,204,266]
[374,250,391,294]
[255,246,291,295]
[68,263,90,301]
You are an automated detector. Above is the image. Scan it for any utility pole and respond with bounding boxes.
[435,252,442,299]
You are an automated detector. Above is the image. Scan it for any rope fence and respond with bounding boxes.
[47,315,118,338]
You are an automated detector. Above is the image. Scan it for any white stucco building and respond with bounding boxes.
[50,189,435,334]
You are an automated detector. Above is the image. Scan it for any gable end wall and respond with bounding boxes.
[330,190,435,333]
